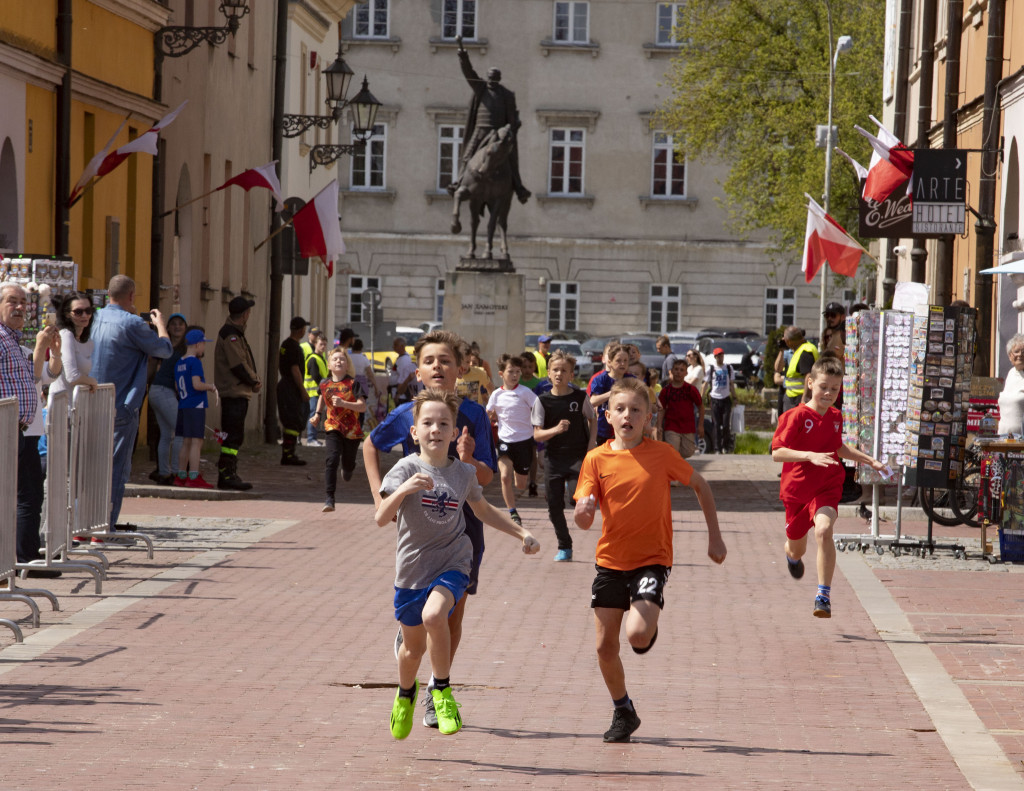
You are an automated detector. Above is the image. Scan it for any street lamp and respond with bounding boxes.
[282,47,356,138]
[818,12,853,340]
[155,0,250,59]
[308,76,383,173]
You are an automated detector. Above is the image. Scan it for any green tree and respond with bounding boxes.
[658,0,884,259]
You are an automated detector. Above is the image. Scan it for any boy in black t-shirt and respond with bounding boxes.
[531,350,597,562]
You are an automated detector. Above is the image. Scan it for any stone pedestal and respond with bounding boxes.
[443,267,525,378]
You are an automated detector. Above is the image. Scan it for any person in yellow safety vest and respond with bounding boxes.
[303,331,328,445]
[532,334,552,378]
[782,325,818,414]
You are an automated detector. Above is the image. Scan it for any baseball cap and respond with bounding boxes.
[185,329,212,345]
[290,316,309,331]
[228,296,255,315]
[823,302,846,315]
[338,328,356,343]
[309,327,324,338]
[538,334,552,343]
[168,312,187,325]
[713,347,725,355]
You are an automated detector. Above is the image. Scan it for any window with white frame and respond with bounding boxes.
[442,0,477,40]
[349,275,382,324]
[763,287,796,334]
[651,132,686,197]
[547,281,579,331]
[554,1,589,44]
[437,124,464,191]
[354,0,389,38]
[656,2,685,45]
[649,284,681,333]
[435,279,445,322]
[549,128,585,195]
[350,124,387,190]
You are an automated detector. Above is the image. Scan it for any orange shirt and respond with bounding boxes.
[575,438,693,570]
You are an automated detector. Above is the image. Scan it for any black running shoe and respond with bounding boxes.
[813,596,832,618]
[603,706,641,743]
[787,557,804,580]
[510,512,523,526]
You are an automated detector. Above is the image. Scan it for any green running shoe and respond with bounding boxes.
[390,680,418,740]
[431,686,463,735]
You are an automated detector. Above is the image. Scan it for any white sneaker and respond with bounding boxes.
[307,439,324,447]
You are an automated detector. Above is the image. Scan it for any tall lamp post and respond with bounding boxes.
[818,15,853,341]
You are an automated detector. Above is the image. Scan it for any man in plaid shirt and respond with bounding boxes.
[0,283,63,574]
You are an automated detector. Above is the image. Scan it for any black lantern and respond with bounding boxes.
[156,0,251,58]
[324,54,355,120]
[349,77,382,142]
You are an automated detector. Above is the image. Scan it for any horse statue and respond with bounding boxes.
[450,124,515,260]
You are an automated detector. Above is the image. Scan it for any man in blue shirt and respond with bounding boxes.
[90,275,173,531]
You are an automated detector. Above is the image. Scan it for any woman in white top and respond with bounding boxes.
[683,349,706,387]
[49,291,97,398]
[998,334,1024,434]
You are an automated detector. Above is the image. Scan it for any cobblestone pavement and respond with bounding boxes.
[0,446,1020,790]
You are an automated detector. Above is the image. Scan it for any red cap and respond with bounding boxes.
[713,347,724,355]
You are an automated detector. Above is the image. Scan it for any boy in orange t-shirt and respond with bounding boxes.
[574,378,726,744]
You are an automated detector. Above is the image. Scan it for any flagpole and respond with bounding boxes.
[253,215,294,253]
[157,186,221,219]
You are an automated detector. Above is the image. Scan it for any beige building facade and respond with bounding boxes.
[331,0,829,343]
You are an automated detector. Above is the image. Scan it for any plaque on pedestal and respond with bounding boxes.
[455,257,515,273]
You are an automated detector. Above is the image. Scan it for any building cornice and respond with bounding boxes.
[92,0,171,32]
[0,45,64,90]
[72,72,166,122]
[535,108,600,133]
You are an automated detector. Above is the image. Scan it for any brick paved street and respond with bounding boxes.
[1,446,1022,790]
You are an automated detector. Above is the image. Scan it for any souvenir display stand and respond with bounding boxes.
[836,309,912,552]
[0,256,78,345]
[896,304,976,556]
[976,439,1024,563]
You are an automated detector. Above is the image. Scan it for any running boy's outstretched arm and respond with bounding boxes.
[687,471,727,564]
[467,495,541,554]
[375,473,434,526]
[837,443,886,471]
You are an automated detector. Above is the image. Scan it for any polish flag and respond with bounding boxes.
[834,148,868,182]
[802,195,867,283]
[292,179,345,276]
[216,161,284,211]
[69,101,187,206]
[855,120,914,204]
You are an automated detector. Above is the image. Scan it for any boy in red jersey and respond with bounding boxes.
[771,355,885,618]
[574,378,726,744]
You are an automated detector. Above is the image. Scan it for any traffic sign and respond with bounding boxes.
[911,149,966,235]
[361,287,382,308]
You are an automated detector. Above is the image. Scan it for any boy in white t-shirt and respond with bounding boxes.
[485,354,538,526]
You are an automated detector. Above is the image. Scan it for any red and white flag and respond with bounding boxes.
[834,148,868,182]
[69,101,187,207]
[802,196,867,283]
[215,161,284,211]
[292,179,345,276]
[855,119,914,204]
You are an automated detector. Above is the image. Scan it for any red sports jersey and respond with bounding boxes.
[772,403,845,502]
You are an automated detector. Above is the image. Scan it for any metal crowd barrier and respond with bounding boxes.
[68,384,153,557]
[0,397,58,641]
[23,389,104,591]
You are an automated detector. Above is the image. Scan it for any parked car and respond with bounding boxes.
[369,326,423,374]
[581,336,612,377]
[697,337,755,387]
[666,330,701,347]
[525,329,592,350]
[547,339,584,377]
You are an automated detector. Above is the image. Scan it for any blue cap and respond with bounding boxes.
[185,329,212,345]
[538,334,553,343]
[168,312,187,324]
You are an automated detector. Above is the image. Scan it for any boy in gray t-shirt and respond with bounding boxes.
[377,389,540,740]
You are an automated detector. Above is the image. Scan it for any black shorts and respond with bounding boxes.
[176,407,205,439]
[591,564,671,610]
[497,437,535,475]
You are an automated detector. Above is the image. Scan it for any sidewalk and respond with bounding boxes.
[0,447,1021,790]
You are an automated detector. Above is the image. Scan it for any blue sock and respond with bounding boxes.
[787,555,801,566]
[817,585,831,601]
[613,694,633,711]
[509,507,518,515]
[188,470,198,480]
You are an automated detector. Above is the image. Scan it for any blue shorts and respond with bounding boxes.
[176,407,205,439]
[394,569,471,626]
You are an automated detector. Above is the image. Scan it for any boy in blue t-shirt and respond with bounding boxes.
[588,343,633,445]
[174,328,219,489]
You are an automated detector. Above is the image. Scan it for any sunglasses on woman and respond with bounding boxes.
[71,307,94,317]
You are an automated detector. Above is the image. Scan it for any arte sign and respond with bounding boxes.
[911,149,966,235]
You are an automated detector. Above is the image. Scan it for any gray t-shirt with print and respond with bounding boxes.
[380,454,483,589]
